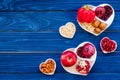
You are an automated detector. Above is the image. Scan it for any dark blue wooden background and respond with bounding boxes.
[0,0,120,80]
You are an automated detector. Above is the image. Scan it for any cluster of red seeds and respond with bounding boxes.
[101,37,116,52]
[76,60,90,74]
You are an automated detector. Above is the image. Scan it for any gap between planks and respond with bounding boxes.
[0,10,120,12]
[0,51,119,54]
[0,30,119,33]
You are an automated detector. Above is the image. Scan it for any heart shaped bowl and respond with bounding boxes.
[100,37,117,53]
[39,58,56,75]
[60,42,97,76]
[77,4,115,36]
[59,22,76,38]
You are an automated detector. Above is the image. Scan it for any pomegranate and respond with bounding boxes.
[77,43,95,58]
[76,60,90,74]
[101,37,117,53]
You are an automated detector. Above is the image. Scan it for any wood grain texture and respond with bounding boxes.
[0,12,120,31]
[0,0,120,80]
[0,52,119,80]
[0,0,120,12]
[3,0,120,11]
[0,0,8,10]
[0,32,119,52]
[0,73,119,80]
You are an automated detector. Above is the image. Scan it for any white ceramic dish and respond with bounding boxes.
[59,22,76,38]
[61,42,97,76]
[100,37,117,53]
[39,58,56,75]
[77,4,115,36]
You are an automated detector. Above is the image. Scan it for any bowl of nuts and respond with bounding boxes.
[39,58,56,75]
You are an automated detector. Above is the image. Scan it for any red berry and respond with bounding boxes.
[101,37,117,53]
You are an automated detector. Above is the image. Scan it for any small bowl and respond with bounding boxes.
[100,37,117,53]
[39,58,56,75]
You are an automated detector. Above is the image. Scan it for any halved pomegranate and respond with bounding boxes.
[76,60,90,74]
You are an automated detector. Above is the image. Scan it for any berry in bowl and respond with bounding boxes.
[100,37,117,53]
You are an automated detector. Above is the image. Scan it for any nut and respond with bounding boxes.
[99,23,107,30]
[92,19,101,28]
[94,28,101,34]
[40,59,55,74]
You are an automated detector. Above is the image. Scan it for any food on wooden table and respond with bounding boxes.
[92,19,101,28]
[103,5,113,20]
[92,19,107,34]
[94,28,101,34]
[76,60,90,74]
[99,22,107,30]
[95,5,113,21]
[77,5,108,35]
[60,51,77,67]
[80,22,95,32]
[77,4,114,36]
[40,59,56,75]
[60,42,97,75]
[80,18,107,34]
[77,43,95,58]
[77,5,95,23]
[100,37,117,53]
[59,22,76,38]
[95,6,106,18]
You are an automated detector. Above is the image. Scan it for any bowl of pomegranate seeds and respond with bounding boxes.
[100,37,117,53]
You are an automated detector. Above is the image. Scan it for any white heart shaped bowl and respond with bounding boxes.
[39,58,56,75]
[77,4,115,36]
[59,22,76,38]
[100,37,117,53]
[61,42,97,76]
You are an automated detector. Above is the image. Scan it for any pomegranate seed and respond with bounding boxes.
[101,37,117,53]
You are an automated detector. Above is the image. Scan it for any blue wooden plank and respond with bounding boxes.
[0,32,119,52]
[0,0,119,80]
[0,52,119,73]
[0,73,119,80]
[6,0,120,11]
[0,12,119,31]
[0,0,8,10]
